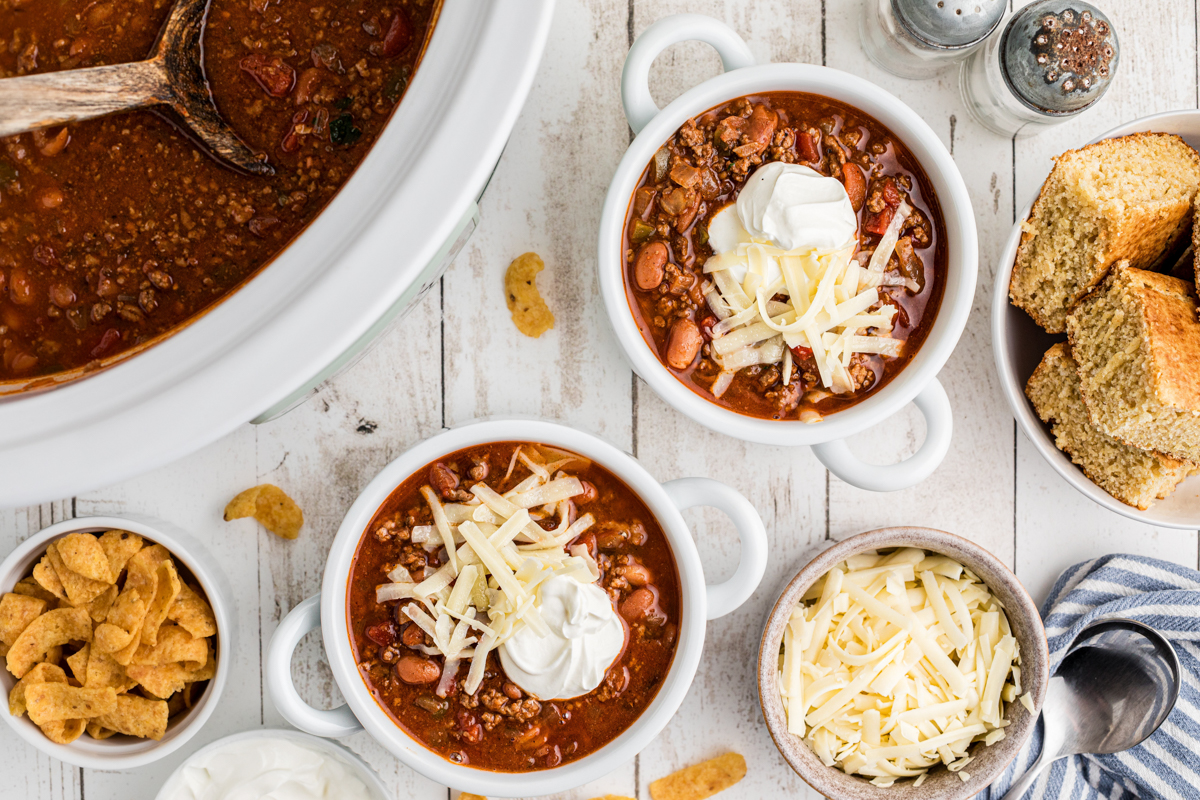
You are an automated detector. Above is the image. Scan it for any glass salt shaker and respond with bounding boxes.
[860,0,1006,79]
[960,0,1118,137]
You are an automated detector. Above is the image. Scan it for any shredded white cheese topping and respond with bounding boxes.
[702,199,912,399]
[779,548,1022,787]
[374,446,599,696]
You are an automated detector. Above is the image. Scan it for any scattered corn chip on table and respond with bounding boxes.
[2,0,1197,798]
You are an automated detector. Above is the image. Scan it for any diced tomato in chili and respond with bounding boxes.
[864,207,895,236]
[239,54,296,98]
[382,10,414,58]
[790,344,813,362]
[797,130,820,162]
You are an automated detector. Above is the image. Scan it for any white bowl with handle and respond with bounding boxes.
[597,14,979,492]
[265,417,768,797]
[992,110,1200,528]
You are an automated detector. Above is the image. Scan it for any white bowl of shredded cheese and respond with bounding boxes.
[757,528,1047,800]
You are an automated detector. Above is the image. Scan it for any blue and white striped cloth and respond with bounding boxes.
[979,555,1200,800]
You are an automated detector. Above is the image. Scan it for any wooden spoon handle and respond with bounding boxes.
[0,60,169,137]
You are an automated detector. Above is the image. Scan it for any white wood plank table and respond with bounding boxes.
[3,1,1198,797]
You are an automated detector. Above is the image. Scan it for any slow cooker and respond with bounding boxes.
[0,0,555,507]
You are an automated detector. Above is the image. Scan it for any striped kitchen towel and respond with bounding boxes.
[979,554,1200,800]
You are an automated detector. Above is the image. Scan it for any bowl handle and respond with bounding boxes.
[622,14,756,135]
[266,595,363,738]
[662,477,767,620]
[810,378,953,492]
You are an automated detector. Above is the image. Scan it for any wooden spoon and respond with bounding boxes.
[0,0,273,175]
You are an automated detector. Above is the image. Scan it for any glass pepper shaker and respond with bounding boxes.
[860,0,1006,79]
[960,0,1118,137]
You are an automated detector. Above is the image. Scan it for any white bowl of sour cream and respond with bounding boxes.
[598,14,978,492]
[155,729,388,800]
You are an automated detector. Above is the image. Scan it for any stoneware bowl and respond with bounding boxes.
[992,110,1200,529]
[0,515,235,770]
[266,417,769,797]
[598,14,979,492]
[154,728,390,800]
[757,527,1048,800]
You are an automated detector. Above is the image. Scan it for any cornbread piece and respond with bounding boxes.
[1010,133,1200,333]
[1026,343,1190,509]
[1067,266,1200,462]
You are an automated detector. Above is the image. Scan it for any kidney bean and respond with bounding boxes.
[576,480,597,504]
[31,127,69,157]
[797,129,820,162]
[293,67,323,106]
[395,655,440,685]
[36,186,63,210]
[634,241,667,291]
[382,10,414,57]
[841,163,866,212]
[429,462,459,498]
[90,327,121,358]
[666,318,702,369]
[503,682,523,700]
[365,621,397,647]
[698,314,718,343]
[619,587,655,621]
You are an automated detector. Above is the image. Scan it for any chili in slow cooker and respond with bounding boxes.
[347,442,681,772]
[621,92,947,421]
[0,0,439,385]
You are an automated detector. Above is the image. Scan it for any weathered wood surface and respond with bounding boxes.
[1,0,1199,798]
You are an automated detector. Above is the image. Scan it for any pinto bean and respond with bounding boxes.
[745,105,778,152]
[9,268,35,306]
[666,318,702,369]
[576,480,598,504]
[401,622,424,648]
[429,462,459,498]
[619,587,655,621]
[634,242,667,290]
[623,562,652,586]
[395,655,440,685]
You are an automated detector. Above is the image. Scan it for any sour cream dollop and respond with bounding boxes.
[498,574,626,700]
[708,162,858,260]
[164,737,374,800]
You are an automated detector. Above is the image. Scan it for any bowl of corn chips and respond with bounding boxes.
[0,515,233,769]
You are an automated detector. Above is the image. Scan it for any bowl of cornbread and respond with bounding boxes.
[993,110,1200,527]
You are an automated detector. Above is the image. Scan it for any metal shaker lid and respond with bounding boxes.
[1001,0,1118,115]
[892,0,1006,49]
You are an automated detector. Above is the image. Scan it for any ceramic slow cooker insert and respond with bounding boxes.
[0,0,555,506]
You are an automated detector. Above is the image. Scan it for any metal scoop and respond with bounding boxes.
[0,0,271,175]
[1001,619,1180,800]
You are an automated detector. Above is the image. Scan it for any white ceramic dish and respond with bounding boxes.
[598,14,978,493]
[0,0,555,508]
[0,515,235,769]
[992,110,1200,528]
[265,417,768,797]
[154,728,390,800]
